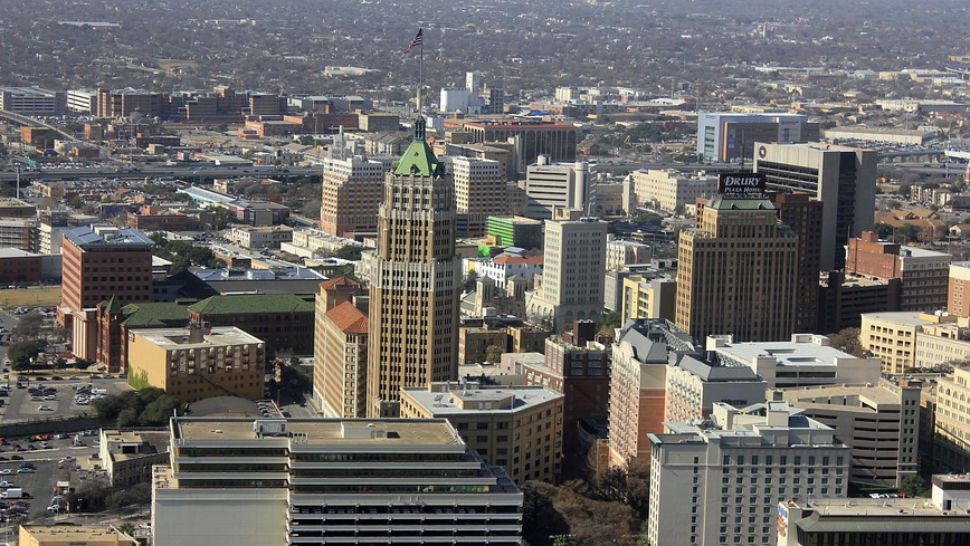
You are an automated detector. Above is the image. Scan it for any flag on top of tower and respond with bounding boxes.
[400,28,424,60]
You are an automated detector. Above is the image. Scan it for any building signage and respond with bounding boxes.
[718,172,766,195]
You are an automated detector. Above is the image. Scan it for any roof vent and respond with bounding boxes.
[253,420,288,437]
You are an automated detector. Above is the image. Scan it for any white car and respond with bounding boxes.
[38,405,52,411]
[0,470,12,475]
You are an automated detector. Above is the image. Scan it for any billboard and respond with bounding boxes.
[718,172,766,195]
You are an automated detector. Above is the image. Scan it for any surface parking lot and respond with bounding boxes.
[0,377,131,423]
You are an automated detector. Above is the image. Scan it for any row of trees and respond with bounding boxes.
[94,388,183,427]
[150,233,225,274]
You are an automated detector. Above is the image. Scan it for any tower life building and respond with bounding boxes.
[676,196,798,342]
[366,120,461,417]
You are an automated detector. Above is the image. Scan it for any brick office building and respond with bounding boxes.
[846,231,951,312]
[58,227,154,362]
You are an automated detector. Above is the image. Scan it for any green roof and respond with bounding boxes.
[392,118,445,177]
[120,302,191,328]
[188,294,314,316]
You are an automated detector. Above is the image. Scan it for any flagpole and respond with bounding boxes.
[418,39,424,112]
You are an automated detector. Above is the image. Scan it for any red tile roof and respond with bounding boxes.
[492,255,544,265]
[326,301,368,334]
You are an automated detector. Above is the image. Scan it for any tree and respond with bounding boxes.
[139,394,182,425]
[522,481,570,546]
[898,184,912,199]
[484,345,503,364]
[8,339,44,370]
[900,474,930,498]
[597,311,621,334]
[336,244,363,261]
[117,522,136,536]
[873,223,894,240]
[827,327,865,357]
[74,358,91,370]
[464,270,479,293]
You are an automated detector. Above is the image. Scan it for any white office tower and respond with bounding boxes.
[466,71,481,93]
[647,402,849,546]
[440,88,471,113]
[152,417,524,546]
[526,210,608,329]
[524,156,590,219]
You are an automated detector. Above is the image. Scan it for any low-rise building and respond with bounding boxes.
[127,325,265,403]
[400,382,564,483]
[629,169,716,212]
[860,311,965,373]
[777,474,970,546]
[98,428,171,486]
[708,333,882,388]
[647,402,849,546]
[226,224,294,249]
[18,526,137,546]
[935,367,970,472]
[606,237,652,271]
[774,380,921,486]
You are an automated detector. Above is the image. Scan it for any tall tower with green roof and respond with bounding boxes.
[366,118,460,417]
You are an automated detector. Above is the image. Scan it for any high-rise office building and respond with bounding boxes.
[461,120,578,169]
[525,210,607,330]
[675,196,798,342]
[771,192,823,332]
[366,119,461,417]
[696,112,819,163]
[523,158,590,220]
[151,417,524,546]
[451,156,507,237]
[319,155,392,239]
[647,402,850,546]
[754,142,876,270]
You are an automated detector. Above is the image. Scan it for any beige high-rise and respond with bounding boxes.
[451,156,506,237]
[366,120,461,417]
[676,196,798,342]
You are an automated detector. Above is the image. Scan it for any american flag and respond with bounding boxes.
[400,29,423,60]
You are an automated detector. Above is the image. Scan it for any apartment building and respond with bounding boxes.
[315,295,368,418]
[664,353,767,423]
[400,382,564,483]
[451,156,507,236]
[151,417,524,546]
[774,380,921,486]
[629,169,716,213]
[707,334,882,388]
[647,402,850,546]
[127,325,265,403]
[319,155,391,239]
[609,319,697,466]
